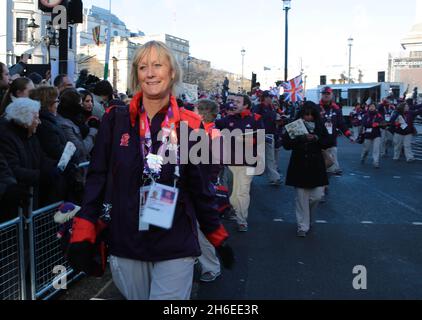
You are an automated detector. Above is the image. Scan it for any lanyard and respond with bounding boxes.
[139,106,180,185]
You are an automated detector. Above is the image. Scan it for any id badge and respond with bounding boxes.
[365,128,373,133]
[358,116,362,121]
[325,122,333,135]
[385,115,391,122]
[141,183,179,230]
[139,186,151,231]
[401,123,408,130]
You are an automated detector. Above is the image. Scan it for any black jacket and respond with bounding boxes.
[282,120,332,189]
[0,152,16,201]
[0,120,57,209]
[37,111,69,161]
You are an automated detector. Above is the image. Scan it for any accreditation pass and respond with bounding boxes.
[141,183,179,230]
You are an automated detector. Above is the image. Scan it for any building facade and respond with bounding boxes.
[0,0,78,79]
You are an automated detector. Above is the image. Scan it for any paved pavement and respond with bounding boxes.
[60,137,422,300]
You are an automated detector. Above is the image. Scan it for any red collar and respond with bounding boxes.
[240,109,252,118]
[129,92,180,128]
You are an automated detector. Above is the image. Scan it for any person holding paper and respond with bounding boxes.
[67,41,234,300]
[391,102,422,162]
[282,102,332,238]
[360,103,384,169]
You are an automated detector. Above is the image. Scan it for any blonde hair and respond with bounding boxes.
[129,41,182,94]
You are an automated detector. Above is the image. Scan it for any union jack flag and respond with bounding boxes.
[283,75,304,103]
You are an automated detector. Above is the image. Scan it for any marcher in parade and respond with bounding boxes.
[378,99,395,157]
[216,94,264,232]
[282,102,331,238]
[67,41,234,300]
[350,102,364,140]
[391,102,422,162]
[360,103,384,169]
[319,86,354,176]
[253,90,283,185]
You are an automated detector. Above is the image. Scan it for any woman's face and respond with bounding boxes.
[28,112,41,135]
[137,47,174,98]
[17,82,35,98]
[83,95,93,112]
[49,96,59,116]
[369,104,376,112]
[303,113,314,122]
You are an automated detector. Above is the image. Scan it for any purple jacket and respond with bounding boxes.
[75,98,225,262]
[215,109,264,167]
[362,112,383,140]
[319,102,352,146]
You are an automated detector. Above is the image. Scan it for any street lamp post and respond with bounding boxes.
[348,37,354,84]
[283,0,291,82]
[241,48,246,92]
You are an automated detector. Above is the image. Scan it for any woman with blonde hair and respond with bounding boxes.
[68,41,234,300]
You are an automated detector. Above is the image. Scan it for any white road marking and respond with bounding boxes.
[92,279,114,300]
[412,222,422,226]
[361,221,374,224]
[393,176,401,179]
[363,176,371,179]
[273,219,284,222]
[315,220,328,224]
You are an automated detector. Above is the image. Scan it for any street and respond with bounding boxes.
[60,137,422,300]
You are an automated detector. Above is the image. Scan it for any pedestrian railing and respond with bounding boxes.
[0,217,26,300]
[0,162,90,300]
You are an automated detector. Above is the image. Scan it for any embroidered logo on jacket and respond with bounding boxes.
[120,133,130,147]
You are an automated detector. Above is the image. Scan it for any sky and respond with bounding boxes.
[83,0,420,88]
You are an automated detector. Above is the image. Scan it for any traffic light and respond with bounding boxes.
[320,75,327,86]
[67,0,83,24]
[251,72,257,91]
[378,71,385,83]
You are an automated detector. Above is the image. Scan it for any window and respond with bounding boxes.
[16,18,28,43]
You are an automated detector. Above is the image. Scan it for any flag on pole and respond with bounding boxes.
[283,75,304,103]
[92,26,101,46]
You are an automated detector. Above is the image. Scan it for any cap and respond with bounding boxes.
[321,86,333,94]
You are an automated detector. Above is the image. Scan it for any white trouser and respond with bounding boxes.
[275,147,282,173]
[352,127,361,140]
[295,187,325,233]
[197,225,220,275]
[361,137,381,166]
[326,147,340,173]
[393,134,415,161]
[380,129,393,156]
[265,137,281,182]
[228,166,254,225]
[110,255,195,300]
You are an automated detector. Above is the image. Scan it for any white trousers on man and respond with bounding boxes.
[295,187,325,233]
[380,129,393,157]
[110,255,195,300]
[352,127,361,140]
[265,136,281,182]
[361,137,381,166]
[393,134,415,161]
[228,166,254,226]
[326,147,340,173]
[197,225,221,276]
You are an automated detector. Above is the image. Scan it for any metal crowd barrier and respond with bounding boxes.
[0,162,91,300]
[0,217,26,300]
